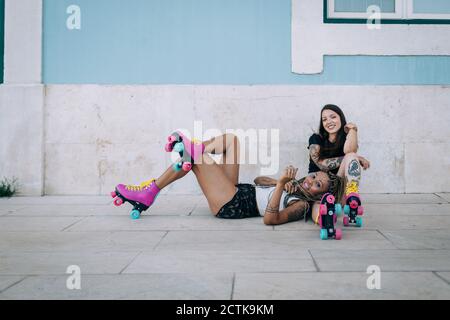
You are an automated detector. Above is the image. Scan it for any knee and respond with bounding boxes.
[343,152,358,165]
[225,133,240,149]
[344,152,358,160]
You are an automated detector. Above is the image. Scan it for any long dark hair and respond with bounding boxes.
[318,104,347,159]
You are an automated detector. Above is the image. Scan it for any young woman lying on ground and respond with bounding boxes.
[112,132,345,224]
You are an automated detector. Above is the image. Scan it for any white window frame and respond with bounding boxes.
[327,0,450,21]
[327,0,403,19]
[406,0,450,20]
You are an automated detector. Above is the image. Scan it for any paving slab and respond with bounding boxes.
[361,194,443,204]
[154,230,393,252]
[380,229,450,249]
[436,193,450,203]
[362,215,450,230]
[233,272,450,300]
[0,196,112,205]
[0,274,233,300]
[66,216,270,232]
[0,216,83,232]
[0,206,26,216]
[190,205,214,216]
[0,251,139,275]
[4,204,129,217]
[310,249,450,272]
[123,250,316,274]
[0,276,26,293]
[363,203,450,216]
[435,272,450,284]
[0,231,166,253]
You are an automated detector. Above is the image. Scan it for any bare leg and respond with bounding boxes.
[203,133,240,185]
[153,134,240,215]
[337,153,362,200]
[311,153,362,224]
[192,153,238,214]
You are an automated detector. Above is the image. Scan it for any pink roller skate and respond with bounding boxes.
[165,131,205,172]
[319,193,343,240]
[343,192,364,228]
[110,179,160,219]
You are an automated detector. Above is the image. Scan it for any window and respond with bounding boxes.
[325,0,450,23]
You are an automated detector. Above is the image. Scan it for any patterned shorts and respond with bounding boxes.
[216,184,260,219]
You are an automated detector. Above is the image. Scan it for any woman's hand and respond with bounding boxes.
[344,122,358,134]
[284,180,300,194]
[358,156,370,170]
[279,165,298,185]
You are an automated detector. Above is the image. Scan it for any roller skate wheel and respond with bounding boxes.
[130,209,141,220]
[114,197,123,206]
[326,194,335,204]
[335,204,342,216]
[165,143,173,152]
[168,135,177,143]
[320,229,328,240]
[318,215,322,228]
[319,204,327,216]
[335,229,342,240]
[182,162,192,171]
[173,142,184,152]
[356,216,363,228]
[110,191,117,198]
[333,214,337,224]
[358,206,364,216]
[173,162,183,172]
[343,216,350,226]
[344,205,350,215]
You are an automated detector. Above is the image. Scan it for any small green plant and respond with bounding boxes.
[0,177,19,197]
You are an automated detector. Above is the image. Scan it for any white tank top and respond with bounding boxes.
[255,186,301,216]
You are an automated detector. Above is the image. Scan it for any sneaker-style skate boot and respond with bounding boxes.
[343,181,364,227]
[111,179,160,220]
[165,131,205,172]
[319,193,343,240]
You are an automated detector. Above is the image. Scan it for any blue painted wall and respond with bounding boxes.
[43,0,450,84]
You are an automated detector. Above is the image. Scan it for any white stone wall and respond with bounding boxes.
[33,85,449,195]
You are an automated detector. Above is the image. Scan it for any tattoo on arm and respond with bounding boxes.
[287,201,307,222]
[265,205,279,214]
[309,144,343,171]
[323,156,344,171]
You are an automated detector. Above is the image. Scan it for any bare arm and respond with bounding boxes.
[343,124,359,154]
[254,176,278,186]
[263,184,308,225]
[262,166,307,225]
[309,144,344,172]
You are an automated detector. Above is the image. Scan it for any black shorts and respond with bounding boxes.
[216,184,260,219]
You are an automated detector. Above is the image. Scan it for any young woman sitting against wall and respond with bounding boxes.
[289,104,371,225]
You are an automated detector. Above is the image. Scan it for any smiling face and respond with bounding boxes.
[321,109,342,136]
[301,172,330,196]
